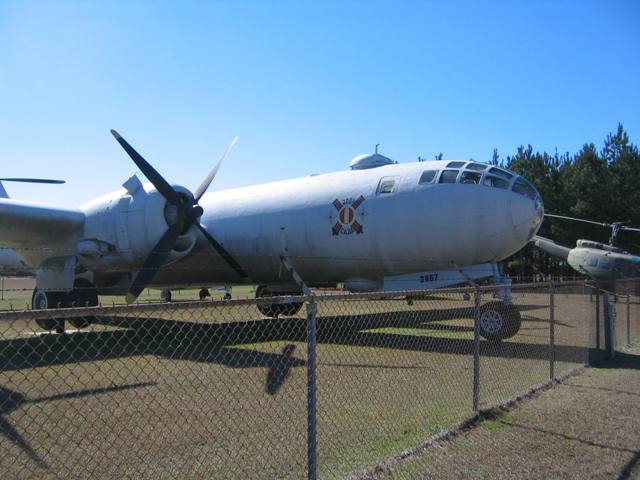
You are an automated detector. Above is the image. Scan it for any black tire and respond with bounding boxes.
[32,289,65,332]
[67,279,98,329]
[256,286,303,318]
[478,301,521,341]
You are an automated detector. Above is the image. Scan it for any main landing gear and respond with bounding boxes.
[32,279,99,332]
[256,285,304,318]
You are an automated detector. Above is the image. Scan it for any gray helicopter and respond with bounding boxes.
[533,214,640,282]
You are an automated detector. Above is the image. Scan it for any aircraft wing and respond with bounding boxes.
[532,235,571,261]
[0,198,84,249]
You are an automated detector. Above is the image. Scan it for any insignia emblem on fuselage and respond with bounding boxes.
[331,195,365,235]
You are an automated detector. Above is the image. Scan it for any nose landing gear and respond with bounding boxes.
[478,301,521,341]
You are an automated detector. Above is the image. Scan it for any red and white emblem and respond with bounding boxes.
[331,195,365,235]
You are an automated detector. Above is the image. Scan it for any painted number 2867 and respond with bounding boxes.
[419,273,438,283]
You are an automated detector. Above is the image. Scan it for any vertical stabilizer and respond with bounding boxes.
[0,181,7,199]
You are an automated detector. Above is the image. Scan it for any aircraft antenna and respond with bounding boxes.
[375,144,380,154]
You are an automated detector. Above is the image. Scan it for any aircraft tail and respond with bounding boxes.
[0,181,7,199]
[532,235,571,261]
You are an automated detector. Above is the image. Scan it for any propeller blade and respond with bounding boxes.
[622,226,640,233]
[195,223,249,279]
[193,136,238,202]
[544,214,612,228]
[111,130,182,206]
[126,221,183,304]
[0,178,65,184]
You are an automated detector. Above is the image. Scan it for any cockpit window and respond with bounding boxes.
[488,167,513,180]
[512,178,537,199]
[466,163,488,171]
[446,161,466,168]
[598,257,611,269]
[419,170,438,185]
[460,171,482,184]
[483,176,510,189]
[439,170,459,183]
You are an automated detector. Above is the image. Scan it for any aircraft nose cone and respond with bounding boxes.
[510,178,544,242]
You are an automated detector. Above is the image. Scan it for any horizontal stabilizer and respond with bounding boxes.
[0,178,65,199]
[532,235,571,261]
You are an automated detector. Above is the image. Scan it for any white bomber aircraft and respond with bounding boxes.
[0,131,544,339]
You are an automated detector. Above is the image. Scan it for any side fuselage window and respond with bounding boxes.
[377,178,397,194]
[460,171,481,184]
[438,170,459,183]
[419,170,438,184]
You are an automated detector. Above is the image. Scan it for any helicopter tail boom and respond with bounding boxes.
[533,235,571,261]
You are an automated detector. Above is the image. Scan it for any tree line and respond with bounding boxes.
[494,124,639,279]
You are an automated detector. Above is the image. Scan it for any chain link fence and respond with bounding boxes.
[1,279,639,479]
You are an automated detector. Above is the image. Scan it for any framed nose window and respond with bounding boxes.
[438,170,459,184]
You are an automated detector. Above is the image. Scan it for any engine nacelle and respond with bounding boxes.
[79,175,197,272]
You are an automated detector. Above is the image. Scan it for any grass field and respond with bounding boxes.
[0,276,257,311]
[0,283,629,479]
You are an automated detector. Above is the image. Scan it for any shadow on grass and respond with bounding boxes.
[592,351,640,370]
[0,303,591,378]
[0,382,154,471]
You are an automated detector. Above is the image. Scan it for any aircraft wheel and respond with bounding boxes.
[478,301,521,342]
[256,286,303,318]
[161,289,172,302]
[32,289,66,332]
[66,280,99,328]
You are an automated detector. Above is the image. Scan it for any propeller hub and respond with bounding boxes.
[190,204,204,218]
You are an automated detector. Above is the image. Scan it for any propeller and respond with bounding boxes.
[110,130,247,304]
[545,213,640,246]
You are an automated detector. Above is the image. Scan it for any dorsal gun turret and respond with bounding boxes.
[349,144,395,170]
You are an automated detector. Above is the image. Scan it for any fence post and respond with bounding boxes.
[595,285,600,351]
[627,288,631,346]
[549,280,555,381]
[306,297,318,480]
[603,291,615,359]
[472,287,481,413]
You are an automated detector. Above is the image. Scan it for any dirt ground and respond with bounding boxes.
[377,342,640,480]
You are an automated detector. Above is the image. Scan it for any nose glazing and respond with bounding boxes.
[510,176,544,242]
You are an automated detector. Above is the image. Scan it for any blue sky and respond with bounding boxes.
[1,0,638,205]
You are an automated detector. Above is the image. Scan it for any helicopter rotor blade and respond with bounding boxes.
[544,214,612,228]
